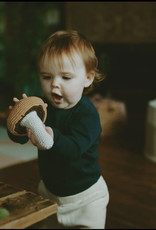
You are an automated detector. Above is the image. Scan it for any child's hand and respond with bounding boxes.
[8,93,48,112]
[26,126,54,150]
[9,93,28,110]
[8,94,51,149]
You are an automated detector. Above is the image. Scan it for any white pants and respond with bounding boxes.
[38,176,109,229]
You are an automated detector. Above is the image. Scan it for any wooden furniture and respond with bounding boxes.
[0,181,58,229]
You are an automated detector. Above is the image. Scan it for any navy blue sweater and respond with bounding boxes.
[8,96,102,196]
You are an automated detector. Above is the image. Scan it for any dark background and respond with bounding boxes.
[0,2,156,151]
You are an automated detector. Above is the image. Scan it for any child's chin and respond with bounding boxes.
[52,102,65,109]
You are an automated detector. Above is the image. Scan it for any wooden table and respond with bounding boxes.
[0,181,58,229]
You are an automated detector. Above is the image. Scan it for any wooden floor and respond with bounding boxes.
[98,135,156,229]
[0,130,156,229]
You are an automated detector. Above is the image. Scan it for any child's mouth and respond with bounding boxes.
[52,93,62,103]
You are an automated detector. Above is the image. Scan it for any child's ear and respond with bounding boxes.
[84,71,95,88]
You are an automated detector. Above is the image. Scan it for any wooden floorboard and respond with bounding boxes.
[0,134,156,229]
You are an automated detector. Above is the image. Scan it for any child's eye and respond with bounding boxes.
[42,76,51,80]
[62,76,71,80]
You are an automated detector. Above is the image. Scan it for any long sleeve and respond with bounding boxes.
[52,110,101,160]
[7,129,29,144]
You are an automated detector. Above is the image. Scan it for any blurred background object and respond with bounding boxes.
[89,93,127,138]
[0,2,65,116]
[144,99,156,162]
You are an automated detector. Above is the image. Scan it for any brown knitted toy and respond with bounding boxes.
[7,96,53,149]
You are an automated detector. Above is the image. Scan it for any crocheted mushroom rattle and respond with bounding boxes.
[7,96,53,150]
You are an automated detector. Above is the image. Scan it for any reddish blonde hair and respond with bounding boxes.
[37,30,105,94]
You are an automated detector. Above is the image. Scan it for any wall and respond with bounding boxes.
[65,2,156,43]
[65,2,156,147]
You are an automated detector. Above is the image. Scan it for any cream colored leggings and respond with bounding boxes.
[38,176,109,229]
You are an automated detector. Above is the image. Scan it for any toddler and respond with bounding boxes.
[8,30,109,229]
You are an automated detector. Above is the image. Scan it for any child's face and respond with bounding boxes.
[39,52,94,109]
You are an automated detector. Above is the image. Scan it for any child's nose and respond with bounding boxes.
[51,77,60,88]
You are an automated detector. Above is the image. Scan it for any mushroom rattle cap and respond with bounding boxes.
[7,96,47,136]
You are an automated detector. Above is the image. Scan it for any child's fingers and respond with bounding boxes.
[9,105,13,110]
[8,98,19,112]
[13,93,27,103]
[27,128,33,141]
[26,128,44,150]
[27,128,38,146]
[13,97,19,103]
[31,136,38,147]
[45,126,53,138]
[9,94,28,110]
[22,93,28,99]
